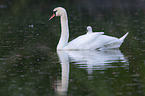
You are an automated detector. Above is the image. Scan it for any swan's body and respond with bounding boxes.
[49,7,129,50]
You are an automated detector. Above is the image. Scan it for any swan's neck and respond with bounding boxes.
[57,13,69,50]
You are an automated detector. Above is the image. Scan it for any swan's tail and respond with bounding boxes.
[119,32,129,41]
[100,32,129,49]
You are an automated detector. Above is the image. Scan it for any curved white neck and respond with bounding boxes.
[57,13,69,50]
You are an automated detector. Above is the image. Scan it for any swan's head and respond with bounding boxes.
[49,7,67,20]
[87,26,92,33]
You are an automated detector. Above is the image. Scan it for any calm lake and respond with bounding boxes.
[0,0,145,96]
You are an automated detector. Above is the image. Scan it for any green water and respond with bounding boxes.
[0,0,145,96]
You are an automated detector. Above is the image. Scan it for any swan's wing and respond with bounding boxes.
[65,33,101,49]
[87,32,104,35]
[93,32,104,35]
[88,35,120,49]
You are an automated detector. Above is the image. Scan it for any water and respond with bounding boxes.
[0,0,145,96]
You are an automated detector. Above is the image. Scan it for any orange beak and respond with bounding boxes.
[49,13,56,20]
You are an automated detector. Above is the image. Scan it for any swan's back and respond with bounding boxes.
[64,32,129,50]
[64,33,119,50]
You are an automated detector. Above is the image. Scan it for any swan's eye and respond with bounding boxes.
[53,10,57,15]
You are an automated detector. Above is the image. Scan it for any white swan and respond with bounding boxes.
[86,26,104,35]
[49,7,129,50]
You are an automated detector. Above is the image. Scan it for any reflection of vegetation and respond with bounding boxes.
[0,0,145,96]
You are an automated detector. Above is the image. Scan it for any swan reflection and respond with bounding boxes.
[56,49,128,95]
[56,51,69,96]
[66,50,128,74]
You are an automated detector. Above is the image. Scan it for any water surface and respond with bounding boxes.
[0,1,145,96]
